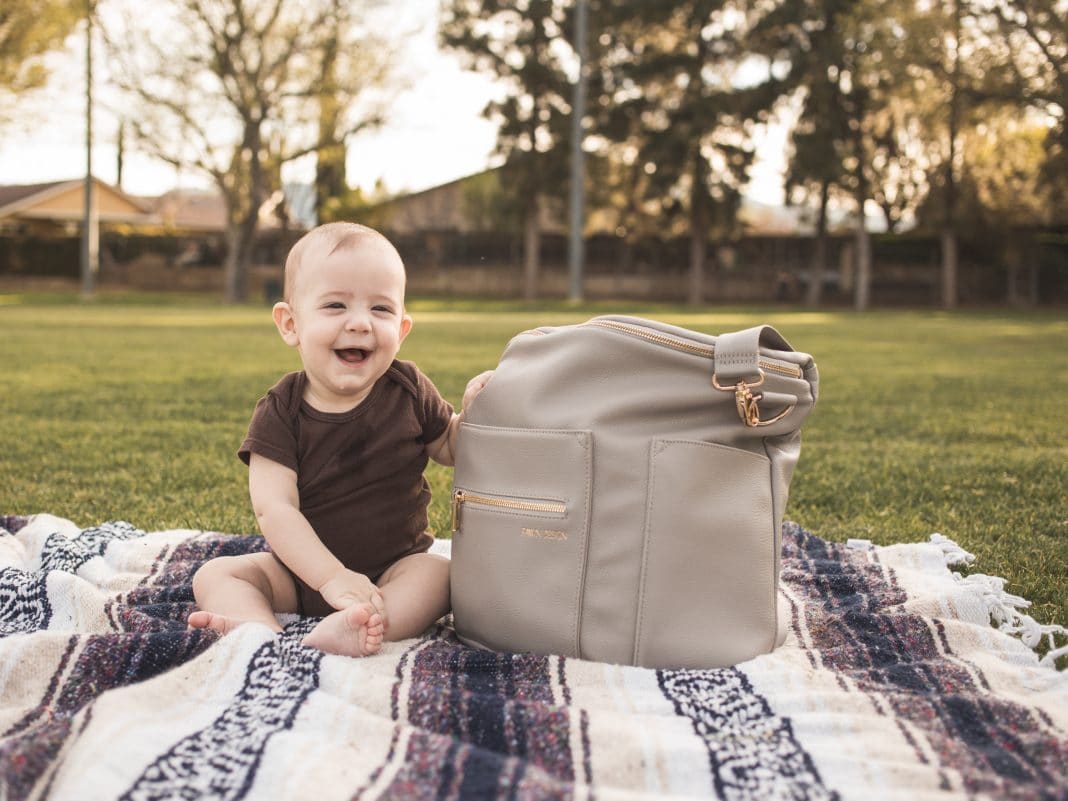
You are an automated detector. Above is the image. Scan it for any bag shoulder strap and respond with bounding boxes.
[713,325,793,383]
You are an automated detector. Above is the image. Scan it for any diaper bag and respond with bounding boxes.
[449,316,819,669]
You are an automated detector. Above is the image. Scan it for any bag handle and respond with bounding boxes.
[712,325,795,427]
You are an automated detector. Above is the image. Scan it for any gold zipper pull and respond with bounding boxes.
[451,490,465,533]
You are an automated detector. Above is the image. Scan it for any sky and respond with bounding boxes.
[0,0,788,206]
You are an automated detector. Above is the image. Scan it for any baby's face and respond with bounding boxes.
[284,236,412,412]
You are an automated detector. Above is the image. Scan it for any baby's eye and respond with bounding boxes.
[323,302,345,310]
[372,305,395,314]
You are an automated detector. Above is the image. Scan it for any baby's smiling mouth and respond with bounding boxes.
[335,348,370,364]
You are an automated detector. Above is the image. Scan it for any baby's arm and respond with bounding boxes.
[426,370,494,466]
[249,453,384,612]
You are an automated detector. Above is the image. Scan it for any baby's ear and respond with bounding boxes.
[398,312,413,343]
[272,302,299,347]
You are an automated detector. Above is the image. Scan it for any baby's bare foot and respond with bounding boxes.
[188,610,242,635]
[301,602,384,657]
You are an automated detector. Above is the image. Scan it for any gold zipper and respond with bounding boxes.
[451,490,566,533]
[584,319,803,378]
[586,319,715,357]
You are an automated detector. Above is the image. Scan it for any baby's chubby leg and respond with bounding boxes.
[188,552,298,634]
[375,552,451,642]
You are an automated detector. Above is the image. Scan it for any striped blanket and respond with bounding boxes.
[1,514,1065,801]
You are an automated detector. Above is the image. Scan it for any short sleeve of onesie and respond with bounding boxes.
[238,374,301,471]
[409,365,455,444]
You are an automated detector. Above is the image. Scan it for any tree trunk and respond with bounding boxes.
[941,0,961,310]
[1007,236,1039,308]
[221,125,268,304]
[316,143,346,224]
[1006,260,1019,307]
[940,227,958,309]
[805,179,830,307]
[854,196,871,311]
[688,230,706,306]
[688,192,708,306]
[1027,260,1039,307]
[223,209,259,303]
[315,26,344,223]
[523,199,540,301]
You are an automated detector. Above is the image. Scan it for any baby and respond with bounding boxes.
[188,222,491,657]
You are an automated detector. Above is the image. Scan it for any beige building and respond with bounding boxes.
[367,170,567,235]
[0,178,153,235]
[0,178,307,235]
[369,168,808,237]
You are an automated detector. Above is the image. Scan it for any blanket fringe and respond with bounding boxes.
[929,533,976,567]
[929,533,1067,669]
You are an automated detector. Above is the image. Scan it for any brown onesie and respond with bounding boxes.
[238,360,454,616]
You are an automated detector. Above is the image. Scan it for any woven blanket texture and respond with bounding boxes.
[0,513,1065,801]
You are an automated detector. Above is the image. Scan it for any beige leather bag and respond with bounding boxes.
[449,316,819,669]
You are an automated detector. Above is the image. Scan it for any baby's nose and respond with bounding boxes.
[345,309,372,331]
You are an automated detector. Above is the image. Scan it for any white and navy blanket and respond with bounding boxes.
[1,513,1065,800]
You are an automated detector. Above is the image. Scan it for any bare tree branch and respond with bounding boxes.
[104,0,396,302]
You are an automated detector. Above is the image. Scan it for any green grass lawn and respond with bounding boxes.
[2,291,1065,660]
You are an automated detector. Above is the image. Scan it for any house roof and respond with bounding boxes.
[0,181,69,212]
[139,186,312,233]
[370,167,814,236]
[0,178,154,223]
[141,189,228,232]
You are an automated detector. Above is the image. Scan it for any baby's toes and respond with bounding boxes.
[348,603,372,628]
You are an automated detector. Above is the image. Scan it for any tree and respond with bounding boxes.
[744,0,885,309]
[441,0,574,301]
[815,0,923,310]
[105,0,391,302]
[916,110,1050,304]
[988,0,1068,220]
[596,2,756,305]
[750,0,1017,310]
[787,76,851,307]
[0,0,80,125]
[744,0,860,306]
[963,115,1051,225]
[314,2,348,223]
[896,0,1012,307]
[312,0,393,225]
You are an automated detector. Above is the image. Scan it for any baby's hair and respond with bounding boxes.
[282,222,402,302]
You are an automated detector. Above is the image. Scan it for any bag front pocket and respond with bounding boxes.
[634,438,778,669]
[450,423,593,658]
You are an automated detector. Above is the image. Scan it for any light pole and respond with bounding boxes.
[81,0,99,298]
[567,0,588,303]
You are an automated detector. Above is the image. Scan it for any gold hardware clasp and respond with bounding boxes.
[713,372,794,427]
[451,490,465,533]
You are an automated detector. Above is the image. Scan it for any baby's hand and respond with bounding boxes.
[463,370,494,412]
[318,569,384,615]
